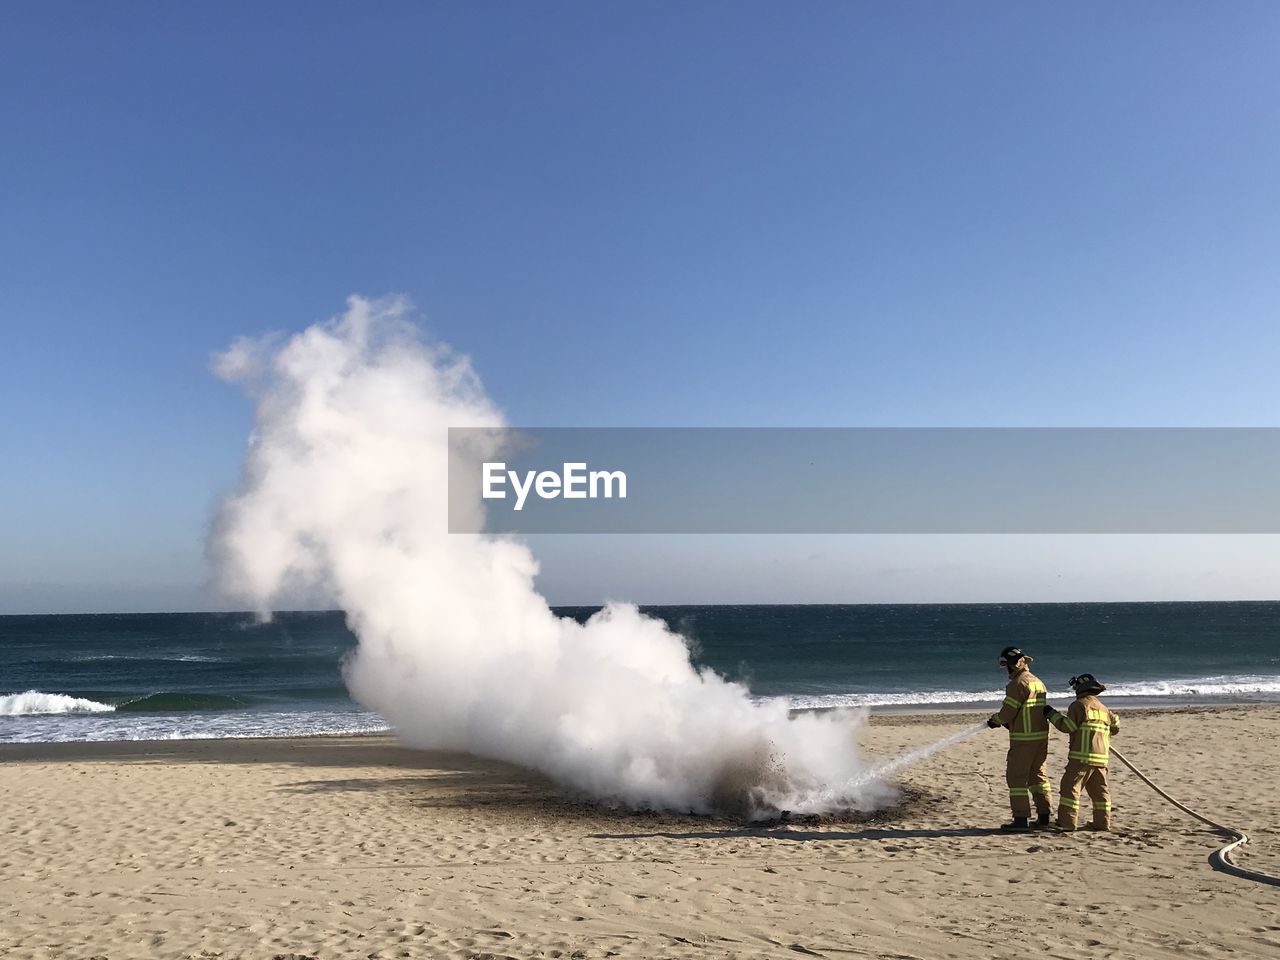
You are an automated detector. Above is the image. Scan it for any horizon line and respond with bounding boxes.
[3,596,1280,617]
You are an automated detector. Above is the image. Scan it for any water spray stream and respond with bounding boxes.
[858,722,988,786]
[790,722,986,812]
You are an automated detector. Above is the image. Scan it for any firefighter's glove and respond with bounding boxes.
[986,717,1001,729]
[1043,705,1059,718]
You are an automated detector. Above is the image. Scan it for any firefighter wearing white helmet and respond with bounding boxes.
[986,646,1052,831]
[1045,673,1120,831]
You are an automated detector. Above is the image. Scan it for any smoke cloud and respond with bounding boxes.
[211,296,889,816]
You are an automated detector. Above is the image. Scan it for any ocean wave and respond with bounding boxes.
[784,674,1280,709]
[114,692,247,712]
[69,654,226,663]
[0,690,116,716]
[0,709,389,744]
[784,689,1006,709]
[1105,675,1280,698]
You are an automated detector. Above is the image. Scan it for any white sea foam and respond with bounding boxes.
[1104,675,1280,698]
[0,708,388,744]
[0,691,116,716]
[70,654,226,663]
[785,674,1280,710]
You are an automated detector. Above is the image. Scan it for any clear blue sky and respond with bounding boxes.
[3,2,1279,612]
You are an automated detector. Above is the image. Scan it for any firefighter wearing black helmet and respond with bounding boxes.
[986,646,1052,830]
[1045,673,1120,831]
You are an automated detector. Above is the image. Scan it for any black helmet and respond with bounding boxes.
[998,646,1030,667]
[1069,674,1106,695]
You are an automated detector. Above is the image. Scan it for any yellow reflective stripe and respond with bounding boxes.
[1059,715,1079,732]
[1009,788,1030,796]
[1059,797,1080,809]
[1092,801,1111,809]
[1010,731,1049,741]
[1028,783,1051,793]
[1020,681,1047,733]
[1003,696,1021,708]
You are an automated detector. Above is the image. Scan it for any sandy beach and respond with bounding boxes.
[3,705,1278,960]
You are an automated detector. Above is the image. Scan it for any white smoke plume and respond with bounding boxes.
[211,296,890,817]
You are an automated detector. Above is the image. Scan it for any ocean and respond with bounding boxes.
[2,602,1277,744]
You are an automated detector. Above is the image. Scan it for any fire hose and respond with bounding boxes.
[1110,746,1280,888]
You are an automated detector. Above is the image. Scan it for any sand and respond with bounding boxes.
[2,705,1279,960]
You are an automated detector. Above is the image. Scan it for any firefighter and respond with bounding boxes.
[1045,673,1120,831]
[985,646,1052,830]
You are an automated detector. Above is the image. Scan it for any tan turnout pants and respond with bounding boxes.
[1058,759,1111,830]
[1006,740,1052,818]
